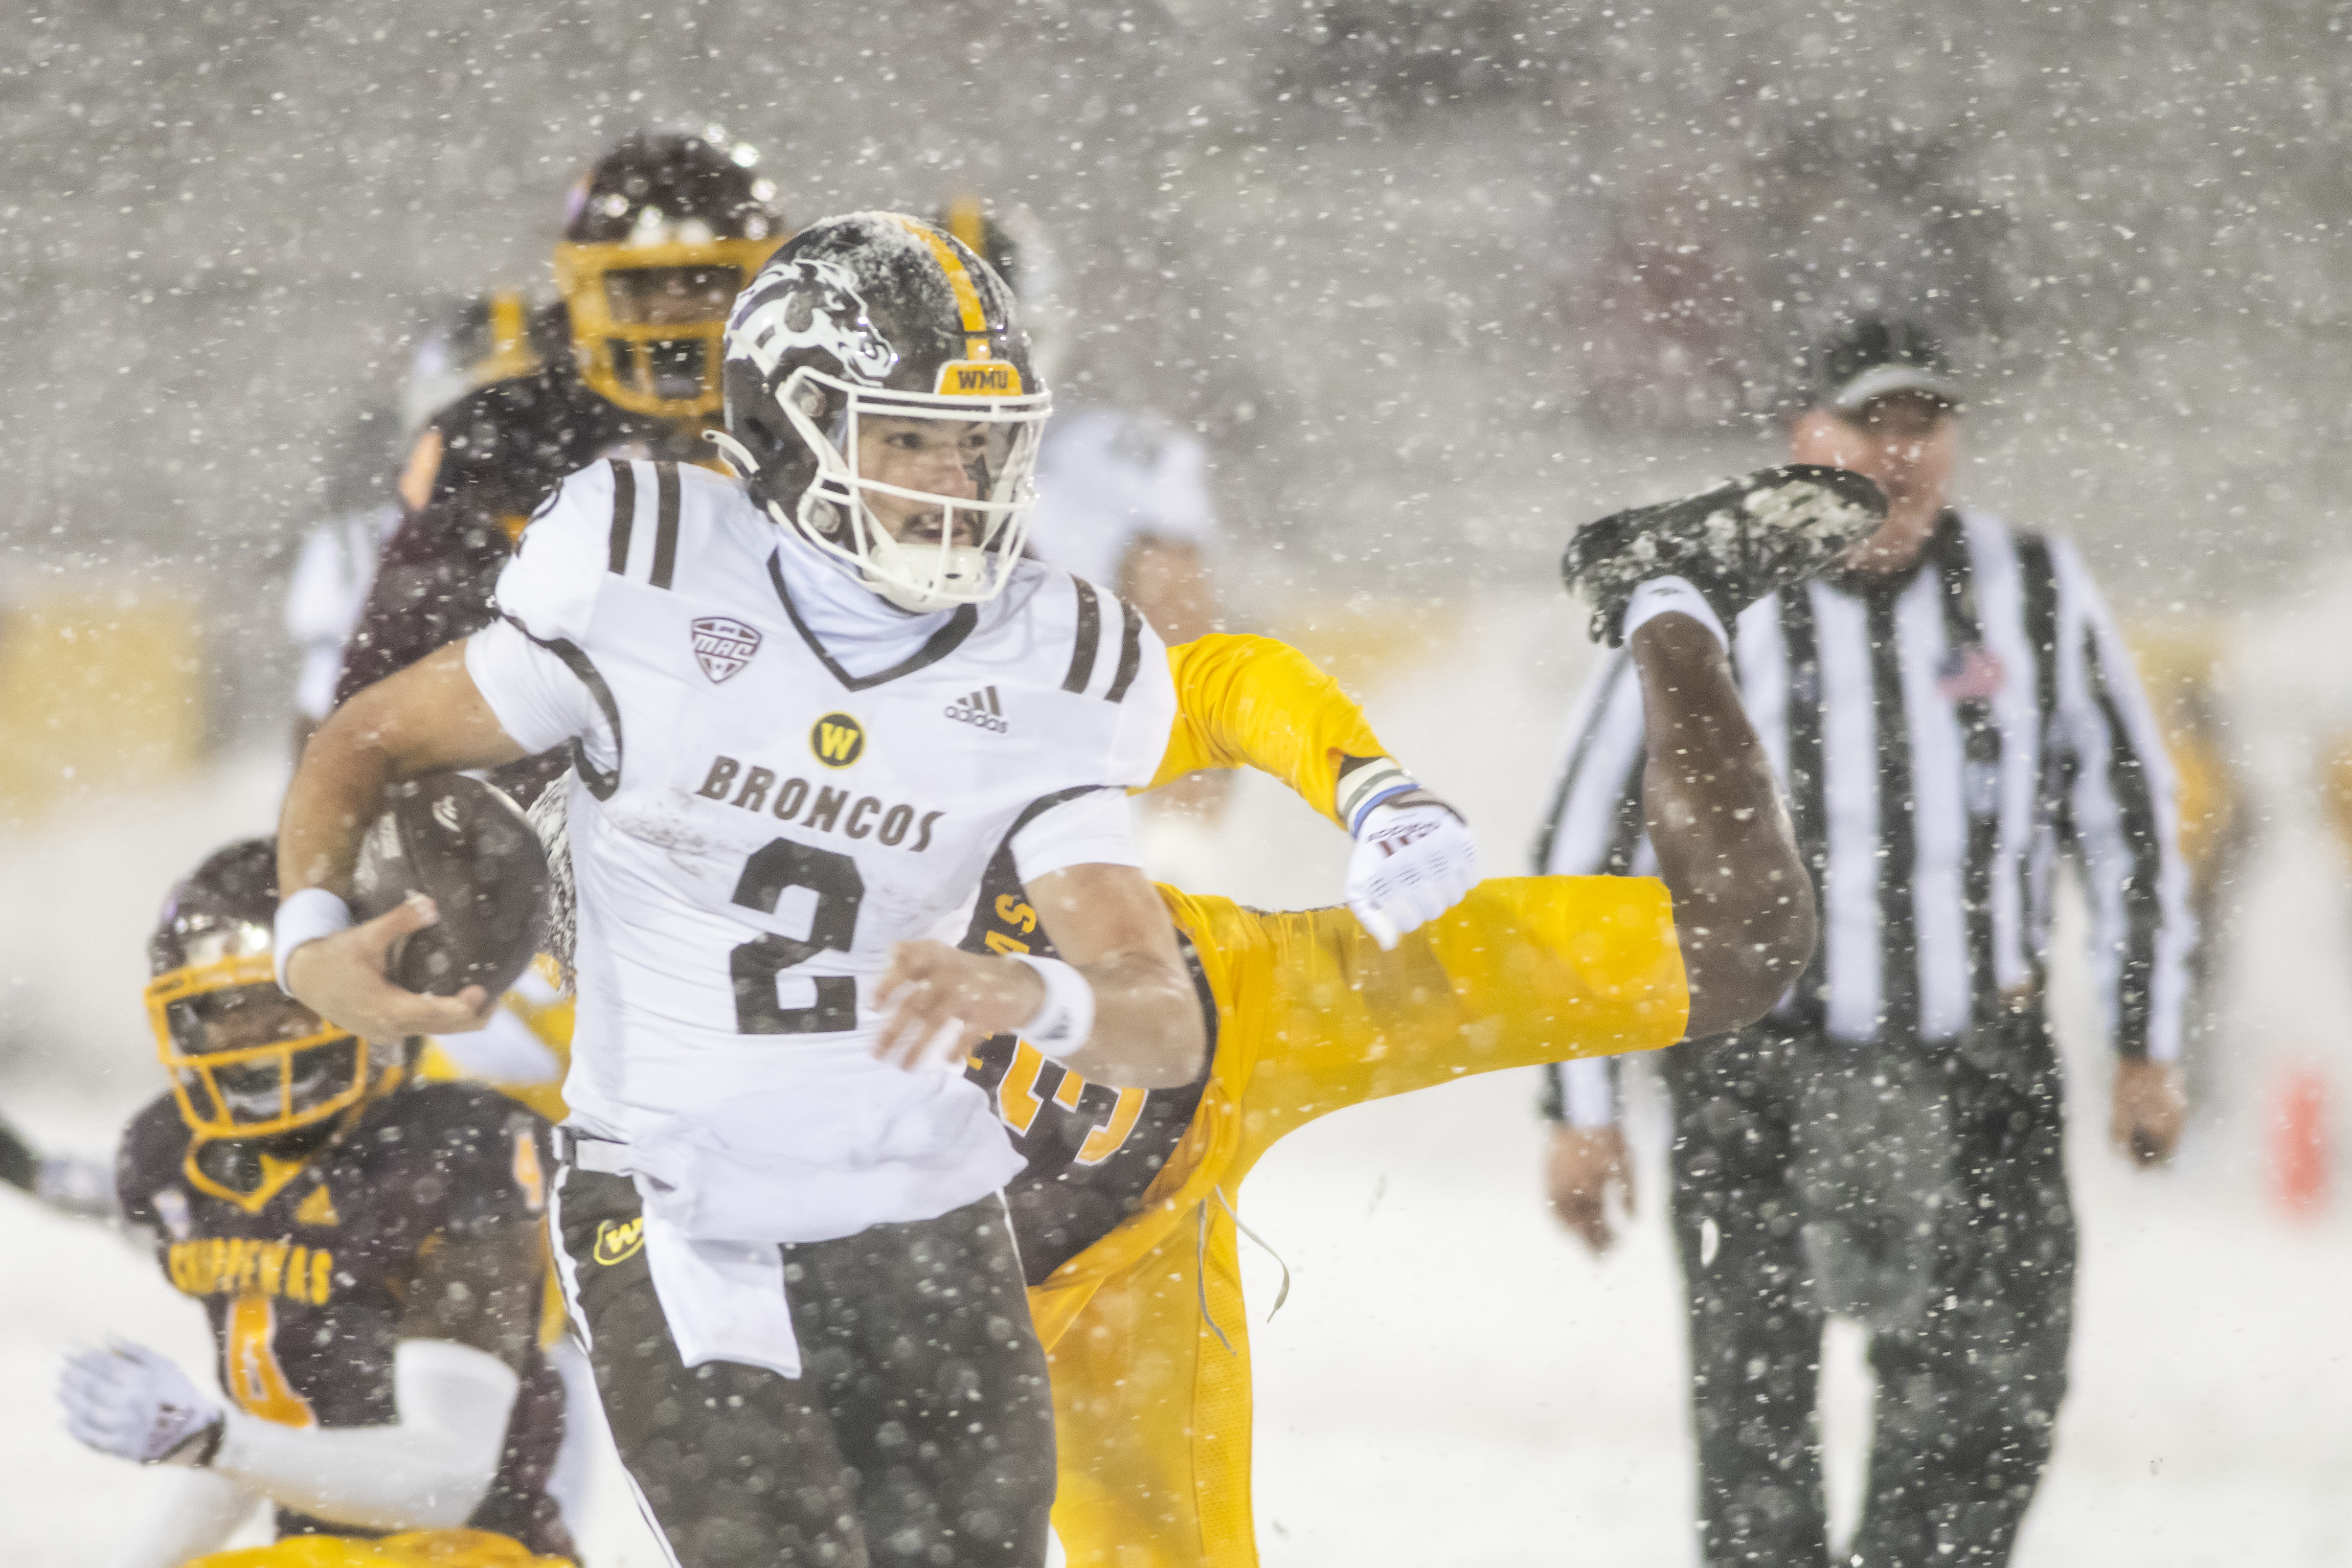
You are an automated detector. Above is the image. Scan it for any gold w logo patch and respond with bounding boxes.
[811,712,865,769]
[593,1218,646,1266]
[294,1184,339,1227]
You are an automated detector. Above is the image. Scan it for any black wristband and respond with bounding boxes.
[164,1414,225,1469]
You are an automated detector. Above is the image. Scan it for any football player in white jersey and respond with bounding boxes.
[274,213,1218,1568]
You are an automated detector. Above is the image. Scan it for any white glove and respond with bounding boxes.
[1346,797,1479,950]
[59,1339,222,1465]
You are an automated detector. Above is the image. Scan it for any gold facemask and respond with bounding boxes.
[553,235,782,419]
[146,950,372,1141]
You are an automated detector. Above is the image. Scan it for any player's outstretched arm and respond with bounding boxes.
[876,862,1206,1090]
[62,1326,521,1535]
[1630,613,1816,1040]
[279,642,528,1040]
[186,1226,545,1533]
[1155,633,1479,946]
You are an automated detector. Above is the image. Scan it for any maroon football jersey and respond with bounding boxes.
[116,1079,570,1556]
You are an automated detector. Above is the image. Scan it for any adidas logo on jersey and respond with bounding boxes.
[945,687,1008,733]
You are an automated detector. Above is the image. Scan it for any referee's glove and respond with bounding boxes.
[60,1339,223,1466]
[1347,795,1479,951]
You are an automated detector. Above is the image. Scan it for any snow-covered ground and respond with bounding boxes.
[4,583,2348,1564]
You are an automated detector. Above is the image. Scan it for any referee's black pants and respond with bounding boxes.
[1657,1019,2076,1567]
[553,1163,1056,1568]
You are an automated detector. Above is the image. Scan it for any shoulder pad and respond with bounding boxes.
[598,459,763,592]
[494,461,620,643]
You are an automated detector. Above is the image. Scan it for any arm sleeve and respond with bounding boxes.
[1531,650,1655,1125]
[113,1107,172,1230]
[209,1339,519,1532]
[1150,634,1388,825]
[1010,788,1140,883]
[2048,541,2195,1061]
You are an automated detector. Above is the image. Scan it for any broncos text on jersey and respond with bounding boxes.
[464,458,1178,1244]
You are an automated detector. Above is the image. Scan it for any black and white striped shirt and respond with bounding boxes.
[1536,509,2192,1127]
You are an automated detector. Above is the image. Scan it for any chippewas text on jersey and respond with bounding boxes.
[113,1080,570,1551]
[466,459,1179,1233]
[168,1236,336,1305]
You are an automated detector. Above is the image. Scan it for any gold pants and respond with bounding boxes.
[1043,876,1684,1568]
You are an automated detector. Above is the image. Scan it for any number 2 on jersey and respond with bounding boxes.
[730,839,866,1034]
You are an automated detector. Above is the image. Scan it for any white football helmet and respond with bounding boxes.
[711,212,1052,614]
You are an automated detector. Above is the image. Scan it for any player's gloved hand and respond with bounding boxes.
[1347,792,1479,951]
[59,1339,223,1465]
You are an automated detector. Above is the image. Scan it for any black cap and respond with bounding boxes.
[1810,316,1962,414]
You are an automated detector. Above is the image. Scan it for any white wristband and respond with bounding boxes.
[1335,755,1419,836]
[1621,575,1730,651]
[273,888,355,995]
[1009,954,1096,1063]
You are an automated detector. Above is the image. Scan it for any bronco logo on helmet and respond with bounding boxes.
[728,259,899,386]
[707,212,1053,616]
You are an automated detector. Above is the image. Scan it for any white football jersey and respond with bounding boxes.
[1025,406,1216,590]
[465,458,1176,1241]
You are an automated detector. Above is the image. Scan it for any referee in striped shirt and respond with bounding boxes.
[1537,318,2192,1567]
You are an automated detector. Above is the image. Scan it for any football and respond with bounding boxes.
[350,772,551,999]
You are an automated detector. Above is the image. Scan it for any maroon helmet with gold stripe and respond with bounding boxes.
[552,131,786,421]
[146,840,389,1142]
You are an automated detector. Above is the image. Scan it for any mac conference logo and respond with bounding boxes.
[691,616,763,684]
[812,713,866,769]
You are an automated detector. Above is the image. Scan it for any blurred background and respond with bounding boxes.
[2,1,2350,1561]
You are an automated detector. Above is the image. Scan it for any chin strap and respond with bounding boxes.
[706,426,1001,614]
[701,426,760,483]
